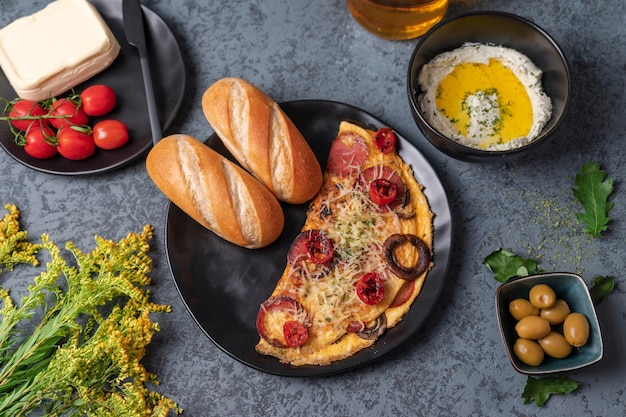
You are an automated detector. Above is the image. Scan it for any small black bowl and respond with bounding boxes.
[407,11,570,162]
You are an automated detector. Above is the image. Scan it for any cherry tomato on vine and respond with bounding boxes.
[374,127,396,154]
[92,119,129,150]
[80,84,117,116]
[356,272,385,305]
[24,125,57,159]
[9,99,48,131]
[56,126,95,160]
[49,98,88,129]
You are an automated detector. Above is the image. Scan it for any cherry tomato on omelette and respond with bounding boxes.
[356,272,385,305]
[80,84,117,116]
[374,127,396,154]
[92,119,129,150]
[306,231,334,265]
[9,99,48,131]
[49,98,88,129]
[24,125,57,159]
[369,178,397,206]
[283,321,309,348]
[56,126,95,160]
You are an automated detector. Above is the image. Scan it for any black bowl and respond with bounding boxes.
[407,11,570,162]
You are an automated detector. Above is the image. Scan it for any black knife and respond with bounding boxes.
[123,0,162,146]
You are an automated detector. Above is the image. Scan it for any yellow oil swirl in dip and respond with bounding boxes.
[435,58,533,148]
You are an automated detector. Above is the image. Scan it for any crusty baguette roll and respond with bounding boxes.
[201,77,323,204]
[146,134,284,249]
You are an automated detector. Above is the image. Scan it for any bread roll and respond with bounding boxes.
[201,77,322,204]
[146,134,284,249]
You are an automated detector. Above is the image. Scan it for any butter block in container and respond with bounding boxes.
[0,0,120,101]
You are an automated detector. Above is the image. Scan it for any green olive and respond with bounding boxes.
[509,298,539,321]
[540,299,571,325]
[529,283,556,309]
[515,315,551,339]
[538,331,572,358]
[563,312,590,347]
[513,338,544,366]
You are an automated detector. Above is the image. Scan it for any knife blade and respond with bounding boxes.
[123,0,162,146]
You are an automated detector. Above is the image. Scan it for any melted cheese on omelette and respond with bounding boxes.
[256,121,433,365]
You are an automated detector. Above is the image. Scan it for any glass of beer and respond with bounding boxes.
[346,0,449,40]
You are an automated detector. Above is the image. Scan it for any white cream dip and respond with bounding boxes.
[417,43,552,151]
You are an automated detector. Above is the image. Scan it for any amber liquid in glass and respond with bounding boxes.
[347,0,448,40]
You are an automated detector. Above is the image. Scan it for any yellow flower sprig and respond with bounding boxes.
[0,206,181,416]
[0,204,41,274]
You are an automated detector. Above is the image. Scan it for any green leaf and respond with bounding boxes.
[573,162,614,238]
[589,275,615,305]
[522,376,579,406]
[483,249,539,282]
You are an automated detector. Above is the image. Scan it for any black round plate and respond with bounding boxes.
[165,100,453,376]
[0,0,185,175]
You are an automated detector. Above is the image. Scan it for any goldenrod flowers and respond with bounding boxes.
[0,205,181,416]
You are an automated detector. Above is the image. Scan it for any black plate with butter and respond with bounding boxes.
[0,0,185,175]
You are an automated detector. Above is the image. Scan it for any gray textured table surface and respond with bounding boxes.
[1,0,625,416]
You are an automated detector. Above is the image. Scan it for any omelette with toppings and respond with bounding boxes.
[255,121,434,365]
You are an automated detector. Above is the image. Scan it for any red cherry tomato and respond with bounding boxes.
[369,178,397,206]
[283,321,309,348]
[306,231,334,265]
[8,99,48,131]
[56,126,95,160]
[80,84,117,116]
[374,127,396,154]
[49,98,88,129]
[24,125,57,159]
[356,272,385,305]
[92,119,129,150]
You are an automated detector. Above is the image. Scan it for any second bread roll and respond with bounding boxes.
[146,134,284,249]
[202,77,323,204]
